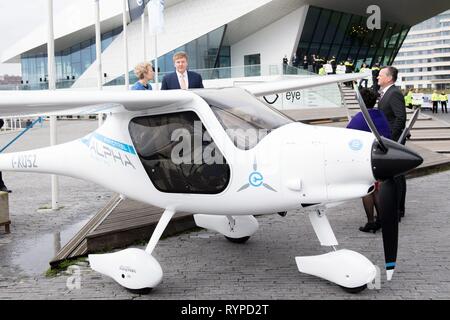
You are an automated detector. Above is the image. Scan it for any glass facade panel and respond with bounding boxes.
[21,26,122,86]
[296,6,410,72]
[107,25,229,86]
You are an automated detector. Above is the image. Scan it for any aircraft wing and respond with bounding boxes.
[243,73,369,97]
[0,90,194,117]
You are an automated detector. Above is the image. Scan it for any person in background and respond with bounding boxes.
[0,119,11,193]
[328,56,337,74]
[282,55,289,73]
[371,63,381,93]
[404,89,413,109]
[358,63,369,88]
[302,55,309,70]
[311,54,317,73]
[291,53,299,67]
[318,64,326,75]
[377,66,407,222]
[431,90,440,114]
[161,51,204,90]
[344,57,354,87]
[345,57,354,73]
[440,92,448,113]
[347,88,391,232]
[131,62,154,90]
[316,56,325,72]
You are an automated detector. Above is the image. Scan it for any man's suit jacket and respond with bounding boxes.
[378,85,406,142]
[161,71,204,90]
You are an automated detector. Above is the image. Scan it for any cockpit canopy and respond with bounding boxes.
[195,87,293,150]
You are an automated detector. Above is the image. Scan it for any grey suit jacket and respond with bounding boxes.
[378,85,406,142]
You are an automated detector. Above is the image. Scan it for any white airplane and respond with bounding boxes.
[0,73,422,293]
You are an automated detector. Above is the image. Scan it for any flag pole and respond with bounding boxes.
[122,0,129,90]
[141,4,147,61]
[95,0,102,91]
[47,0,59,210]
[95,0,104,126]
[154,34,159,89]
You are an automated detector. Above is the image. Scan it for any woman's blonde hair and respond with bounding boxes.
[134,62,153,80]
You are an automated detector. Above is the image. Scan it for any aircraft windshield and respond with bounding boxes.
[196,88,293,150]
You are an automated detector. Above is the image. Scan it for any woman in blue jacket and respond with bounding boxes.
[347,88,391,233]
[131,62,154,90]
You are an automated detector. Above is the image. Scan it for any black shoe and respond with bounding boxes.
[359,222,379,234]
[0,186,12,193]
[374,220,382,232]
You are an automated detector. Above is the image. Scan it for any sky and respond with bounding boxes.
[0,0,74,75]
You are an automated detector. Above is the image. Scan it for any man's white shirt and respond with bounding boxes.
[176,70,189,89]
[380,83,394,100]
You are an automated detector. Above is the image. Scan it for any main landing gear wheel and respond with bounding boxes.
[225,236,250,243]
[340,284,367,294]
[126,287,153,295]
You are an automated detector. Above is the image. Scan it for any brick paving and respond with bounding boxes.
[0,120,449,299]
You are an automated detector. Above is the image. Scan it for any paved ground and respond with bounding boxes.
[421,108,450,124]
[0,119,449,300]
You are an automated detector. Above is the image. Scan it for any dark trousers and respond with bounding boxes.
[441,101,448,113]
[0,171,5,188]
[432,101,439,113]
[394,175,406,219]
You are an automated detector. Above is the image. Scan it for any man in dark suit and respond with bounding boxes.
[161,51,204,90]
[377,66,407,221]
[377,67,406,142]
[0,119,11,193]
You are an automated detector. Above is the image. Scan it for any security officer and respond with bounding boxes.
[440,92,448,113]
[431,90,440,114]
[344,58,354,86]
[344,58,354,73]
[318,64,326,76]
[404,90,413,109]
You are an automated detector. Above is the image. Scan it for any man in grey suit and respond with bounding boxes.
[377,66,407,221]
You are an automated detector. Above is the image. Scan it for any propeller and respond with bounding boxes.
[352,85,423,280]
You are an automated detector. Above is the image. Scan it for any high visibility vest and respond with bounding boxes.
[441,94,448,102]
[319,67,326,75]
[405,93,413,105]
[432,93,440,101]
[359,67,368,73]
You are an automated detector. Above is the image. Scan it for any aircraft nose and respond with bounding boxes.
[371,137,423,180]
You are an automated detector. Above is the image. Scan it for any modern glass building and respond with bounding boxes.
[296,6,410,69]
[1,0,448,90]
[20,26,123,89]
[108,25,230,85]
[393,10,450,91]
